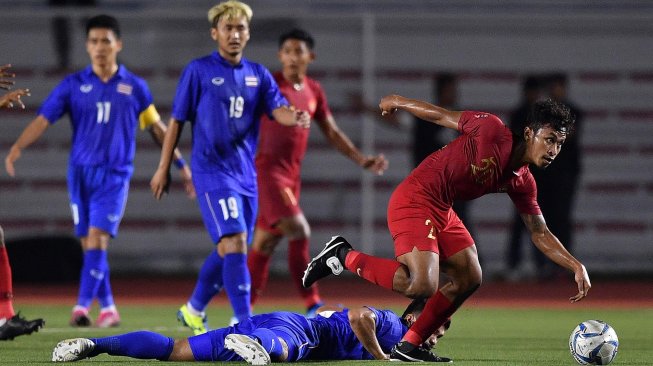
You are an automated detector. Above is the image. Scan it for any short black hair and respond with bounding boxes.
[400,298,427,327]
[86,14,121,39]
[278,28,314,50]
[526,98,575,136]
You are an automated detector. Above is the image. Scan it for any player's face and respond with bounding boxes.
[211,16,250,60]
[278,39,314,77]
[524,125,566,169]
[86,28,122,67]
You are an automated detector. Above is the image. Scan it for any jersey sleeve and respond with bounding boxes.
[508,169,542,215]
[133,78,159,130]
[259,66,289,117]
[37,77,71,124]
[367,307,406,353]
[171,63,200,123]
[312,80,333,121]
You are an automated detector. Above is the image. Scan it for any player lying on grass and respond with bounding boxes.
[303,96,591,362]
[52,299,450,364]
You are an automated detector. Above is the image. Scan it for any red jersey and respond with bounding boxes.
[407,111,541,215]
[256,72,332,179]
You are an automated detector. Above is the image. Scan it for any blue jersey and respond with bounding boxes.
[171,51,288,196]
[307,307,407,360]
[38,65,156,174]
[189,307,407,362]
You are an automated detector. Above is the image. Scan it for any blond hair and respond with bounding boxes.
[207,1,253,27]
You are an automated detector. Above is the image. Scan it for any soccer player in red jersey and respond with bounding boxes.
[248,28,387,316]
[303,94,591,362]
[0,65,44,341]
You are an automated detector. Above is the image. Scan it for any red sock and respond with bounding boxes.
[288,238,321,308]
[247,249,271,306]
[403,291,457,345]
[344,250,402,291]
[0,247,15,319]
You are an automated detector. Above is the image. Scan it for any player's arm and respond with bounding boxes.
[150,117,184,200]
[348,306,388,360]
[521,213,591,302]
[271,105,310,128]
[379,94,462,130]
[5,115,49,177]
[315,115,388,175]
[144,112,195,199]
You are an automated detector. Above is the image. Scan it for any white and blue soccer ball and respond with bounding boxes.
[569,320,619,365]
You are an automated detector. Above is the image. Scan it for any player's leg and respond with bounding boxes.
[182,190,252,332]
[52,331,178,362]
[0,225,15,320]
[248,227,283,306]
[0,225,45,341]
[179,248,222,334]
[72,228,110,327]
[276,213,323,315]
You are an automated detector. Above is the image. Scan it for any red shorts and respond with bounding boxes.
[256,170,302,234]
[387,180,474,260]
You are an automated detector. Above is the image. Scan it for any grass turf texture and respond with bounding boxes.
[1,304,651,365]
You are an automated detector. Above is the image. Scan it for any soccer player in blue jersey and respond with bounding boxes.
[150,1,310,334]
[4,15,193,328]
[52,299,450,364]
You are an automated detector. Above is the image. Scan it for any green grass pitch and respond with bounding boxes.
[1,303,651,365]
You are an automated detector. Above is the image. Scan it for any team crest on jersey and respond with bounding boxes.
[117,83,133,95]
[80,84,93,93]
[245,76,258,87]
[470,157,498,185]
[211,77,225,86]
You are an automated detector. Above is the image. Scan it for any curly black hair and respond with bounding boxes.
[526,98,576,136]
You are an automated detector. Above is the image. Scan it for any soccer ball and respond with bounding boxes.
[569,320,619,365]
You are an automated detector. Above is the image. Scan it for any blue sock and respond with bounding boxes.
[97,259,114,309]
[189,250,224,312]
[76,249,106,308]
[223,253,251,321]
[252,328,284,359]
[90,331,174,360]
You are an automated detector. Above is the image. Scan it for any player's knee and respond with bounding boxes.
[404,277,438,298]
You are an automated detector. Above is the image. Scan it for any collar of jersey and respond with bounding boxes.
[212,51,244,69]
[83,64,127,82]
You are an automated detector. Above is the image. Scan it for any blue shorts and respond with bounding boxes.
[67,165,131,238]
[188,312,316,362]
[196,189,257,244]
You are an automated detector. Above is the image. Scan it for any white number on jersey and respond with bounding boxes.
[96,102,111,124]
[218,197,239,220]
[229,96,244,118]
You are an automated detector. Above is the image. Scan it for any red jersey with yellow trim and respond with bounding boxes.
[407,111,541,215]
[256,72,332,179]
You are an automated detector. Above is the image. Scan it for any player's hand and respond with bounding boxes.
[362,153,388,175]
[570,264,591,303]
[179,165,196,199]
[0,88,30,109]
[295,110,310,128]
[150,167,171,200]
[379,94,402,116]
[0,64,16,90]
[5,145,21,177]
